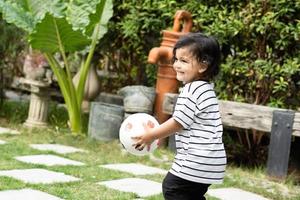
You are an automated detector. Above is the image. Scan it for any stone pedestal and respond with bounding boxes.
[19,78,50,128]
[24,90,49,127]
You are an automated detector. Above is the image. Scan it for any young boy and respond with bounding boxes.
[133,33,226,200]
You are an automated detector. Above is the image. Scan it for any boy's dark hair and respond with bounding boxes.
[172,32,221,80]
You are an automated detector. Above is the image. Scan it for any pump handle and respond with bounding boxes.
[173,10,193,33]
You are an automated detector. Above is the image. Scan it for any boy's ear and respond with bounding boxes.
[198,63,208,74]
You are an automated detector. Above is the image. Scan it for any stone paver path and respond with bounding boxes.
[0,127,19,134]
[100,163,167,175]
[98,178,162,197]
[30,144,87,154]
[0,168,80,184]
[0,188,63,200]
[207,188,270,200]
[15,154,85,166]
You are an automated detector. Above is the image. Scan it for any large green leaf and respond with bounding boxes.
[24,0,66,20]
[66,0,113,40]
[72,0,113,105]
[0,0,66,33]
[7,0,27,10]
[29,13,90,53]
[0,0,35,32]
[85,0,113,40]
[66,0,99,31]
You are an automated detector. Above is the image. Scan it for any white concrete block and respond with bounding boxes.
[100,163,167,175]
[15,154,85,166]
[98,178,162,197]
[30,144,87,154]
[0,188,63,200]
[0,168,80,184]
[0,139,7,144]
[207,188,270,200]
[0,127,19,135]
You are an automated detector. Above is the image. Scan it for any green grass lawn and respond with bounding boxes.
[0,101,299,199]
[0,126,170,200]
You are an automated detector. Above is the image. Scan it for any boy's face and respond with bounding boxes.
[173,47,206,84]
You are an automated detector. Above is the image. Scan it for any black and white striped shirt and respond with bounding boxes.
[170,80,226,184]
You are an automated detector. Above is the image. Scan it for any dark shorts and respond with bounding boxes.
[162,172,210,200]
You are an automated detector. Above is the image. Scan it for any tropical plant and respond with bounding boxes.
[0,0,113,135]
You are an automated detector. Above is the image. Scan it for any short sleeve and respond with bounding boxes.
[172,84,196,129]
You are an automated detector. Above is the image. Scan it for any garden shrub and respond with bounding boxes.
[185,0,300,109]
[0,101,28,124]
[99,0,299,109]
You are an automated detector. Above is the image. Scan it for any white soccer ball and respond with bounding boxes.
[119,113,159,156]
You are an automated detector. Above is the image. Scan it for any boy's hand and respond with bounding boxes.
[132,122,155,151]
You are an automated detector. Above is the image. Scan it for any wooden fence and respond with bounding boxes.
[163,93,300,178]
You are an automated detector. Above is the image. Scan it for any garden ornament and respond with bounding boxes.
[23,53,52,82]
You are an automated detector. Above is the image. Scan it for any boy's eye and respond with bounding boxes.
[173,57,189,64]
[181,59,188,63]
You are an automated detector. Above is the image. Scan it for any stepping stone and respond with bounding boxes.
[30,144,87,154]
[15,154,85,166]
[0,188,63,200]
[98,178,162,197]
[0,127,19,135]
[0,139,7,144]
[0,168,80,184]
[207,188,269,200]
[4,90,30,101]
[100,163,167,175]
